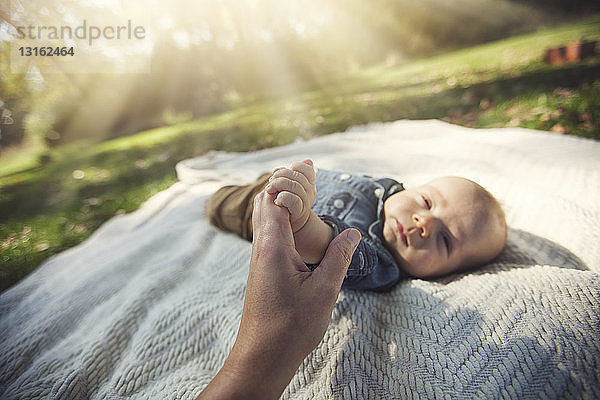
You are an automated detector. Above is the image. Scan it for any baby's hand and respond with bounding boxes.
[265,159,317,233]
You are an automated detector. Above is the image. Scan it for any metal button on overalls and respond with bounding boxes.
[358,251,365,268]
[333,198,345,209]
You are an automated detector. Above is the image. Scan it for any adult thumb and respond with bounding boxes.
[314,228,361,288]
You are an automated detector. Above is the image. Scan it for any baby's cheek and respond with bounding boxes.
[411,250,439,275]
[420,251,434,264]
[382,222,394,245]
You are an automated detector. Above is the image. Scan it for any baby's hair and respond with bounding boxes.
[477,182,507,238]
[464,178,508,263]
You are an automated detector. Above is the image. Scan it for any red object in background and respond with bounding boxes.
[544,39,597,65]
[544,46,567,64]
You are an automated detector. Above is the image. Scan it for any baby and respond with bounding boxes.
[207,160,507,291]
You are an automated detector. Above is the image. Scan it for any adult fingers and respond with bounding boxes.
[252,189,295,248]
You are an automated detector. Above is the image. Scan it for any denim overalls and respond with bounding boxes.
[313,169,406,291]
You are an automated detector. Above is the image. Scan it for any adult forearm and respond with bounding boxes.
[197,356,291,400]
[198,293,319,400]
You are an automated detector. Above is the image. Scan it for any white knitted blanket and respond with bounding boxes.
[1,120,599,399]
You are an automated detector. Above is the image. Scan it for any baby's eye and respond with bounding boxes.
[422,195,431,209]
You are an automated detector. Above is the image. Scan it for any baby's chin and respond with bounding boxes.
[389,250,455,279]
[381,237,410,273]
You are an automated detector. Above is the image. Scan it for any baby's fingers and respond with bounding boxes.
[274,191,303,220]
[266,175,307,200]
[269,168,314,201]
[290,160,316,184]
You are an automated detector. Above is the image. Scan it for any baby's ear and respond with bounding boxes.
[302,159,314,168]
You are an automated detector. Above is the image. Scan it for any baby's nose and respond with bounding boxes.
[412,214,433,238]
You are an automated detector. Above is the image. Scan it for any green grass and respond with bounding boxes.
[1,14,600,292]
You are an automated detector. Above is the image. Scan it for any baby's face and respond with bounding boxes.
[382,177,505,278]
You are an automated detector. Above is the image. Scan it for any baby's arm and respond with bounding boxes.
[266,160,334,265]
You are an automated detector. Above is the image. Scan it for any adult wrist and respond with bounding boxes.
[201,342,298,400]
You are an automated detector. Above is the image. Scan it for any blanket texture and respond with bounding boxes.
[1,120,599,399]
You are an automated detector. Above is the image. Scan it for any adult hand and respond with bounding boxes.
[198,188,361,399]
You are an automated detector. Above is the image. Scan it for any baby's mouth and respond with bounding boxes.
[395,219,408,247]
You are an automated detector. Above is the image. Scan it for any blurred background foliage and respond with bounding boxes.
[1,0,598,149]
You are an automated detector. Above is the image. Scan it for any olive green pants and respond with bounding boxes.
[205,173,271,241]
